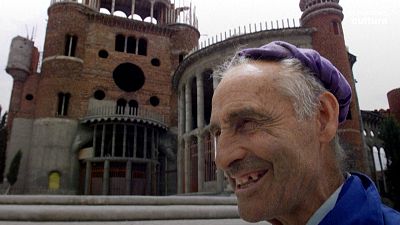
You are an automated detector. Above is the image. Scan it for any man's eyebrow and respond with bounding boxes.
[225,107,270,122]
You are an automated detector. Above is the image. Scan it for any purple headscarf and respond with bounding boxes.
[237,41,351,124]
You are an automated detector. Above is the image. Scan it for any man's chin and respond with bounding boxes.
[238,205,265,223]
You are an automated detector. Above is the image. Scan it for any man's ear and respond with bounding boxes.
[318,92,339,143]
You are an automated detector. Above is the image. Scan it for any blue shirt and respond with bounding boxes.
[318,173,400,225]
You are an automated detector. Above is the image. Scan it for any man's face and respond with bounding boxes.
[210,61,322,222]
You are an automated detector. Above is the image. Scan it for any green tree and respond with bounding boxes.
[379,116,400,210]
[4,150,22,194]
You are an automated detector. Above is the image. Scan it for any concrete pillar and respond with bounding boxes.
[196,74,205,192]
[150,0,155,24]
[126,161,132,195]
[131,0,136,19]
[185,81,192,132]
[177,87,185,193]
[84,161,92,195]
[197,135,205,192]
[184,81,193,193]
[92,125,97,155]
[144,127,148,158]
[100,124,106,157]
[102,160,110,195]
[184,138,191,193]
[146,163,152,195]
[133,125,137,157]
[123,125,127,157]
[111,0,115,15]
[111,124,116,156]
[217,169,225,193]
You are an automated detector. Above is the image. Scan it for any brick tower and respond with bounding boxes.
[300,0,368,173]
[5,0,199,195]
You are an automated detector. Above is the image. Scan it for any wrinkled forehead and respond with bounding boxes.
[212,61,285,105]
[218,60,283,84]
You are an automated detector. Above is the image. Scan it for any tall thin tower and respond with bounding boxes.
[300,0,368,173]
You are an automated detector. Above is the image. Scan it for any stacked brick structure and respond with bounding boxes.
[5,0,369,195]
[5,0,199,195]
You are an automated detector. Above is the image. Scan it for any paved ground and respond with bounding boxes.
[0,219,269,225]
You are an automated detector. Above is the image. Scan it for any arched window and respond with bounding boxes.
[57,92,71,116]
[64,34,78,57]
[127,36,137,54]
[138,38,147,56]
[116,98,127,114]
[115,34,125,52]
[48,171,61,190]
[128,100,139,115]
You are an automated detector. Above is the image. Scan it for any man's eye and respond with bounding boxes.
[236,119,257,132]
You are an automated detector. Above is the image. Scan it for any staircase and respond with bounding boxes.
[0,195,266,224]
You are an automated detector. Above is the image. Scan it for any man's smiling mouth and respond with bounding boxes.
[231,169,269,190]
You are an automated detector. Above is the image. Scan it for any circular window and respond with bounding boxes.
[151,58,161,67]
[25,94,34,101]
[113,63,145,92]
[150,96,160,106]
[94,90,105,100]
[98,50,109,58]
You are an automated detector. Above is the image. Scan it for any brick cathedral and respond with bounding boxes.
[4,0,369,195]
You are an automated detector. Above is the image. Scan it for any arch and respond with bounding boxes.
[115,34,125,52]
[57,92,71,116]
[131,14,143,21]
[128,100,139,115]
[190,76,197,129]
[138,38,148,56]
[370,130,375,137]
[116,98,127,114]
[114,10,127,18]
[144,17,158,24]
[64,34,78,57]
[179,53,187,63]
[127,36,137,54]
[48,171,61,190]
[100,8,111,15]
[202,69,214,124]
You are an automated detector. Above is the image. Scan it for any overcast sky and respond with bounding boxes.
[0,0,399,115]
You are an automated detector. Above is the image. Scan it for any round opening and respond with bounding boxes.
[150,96,160,106]
[94,90,105,100]
[98,50,109,58]
[25,94,34,101]
[113,63,145,92]
[151,58,161,67]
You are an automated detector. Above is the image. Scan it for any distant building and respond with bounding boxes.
[4,0,369,195]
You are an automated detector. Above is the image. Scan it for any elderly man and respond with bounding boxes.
[209,41,400,225]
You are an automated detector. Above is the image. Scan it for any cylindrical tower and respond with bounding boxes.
[300,0,368,173]
[5,36,35,130]
[387,88,400,122]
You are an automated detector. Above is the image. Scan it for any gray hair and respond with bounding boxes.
[215,56,347,172]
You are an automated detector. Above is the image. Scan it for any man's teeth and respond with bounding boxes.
[235,171,265,188]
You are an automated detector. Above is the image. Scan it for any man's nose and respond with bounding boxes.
[215,132,247,171]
